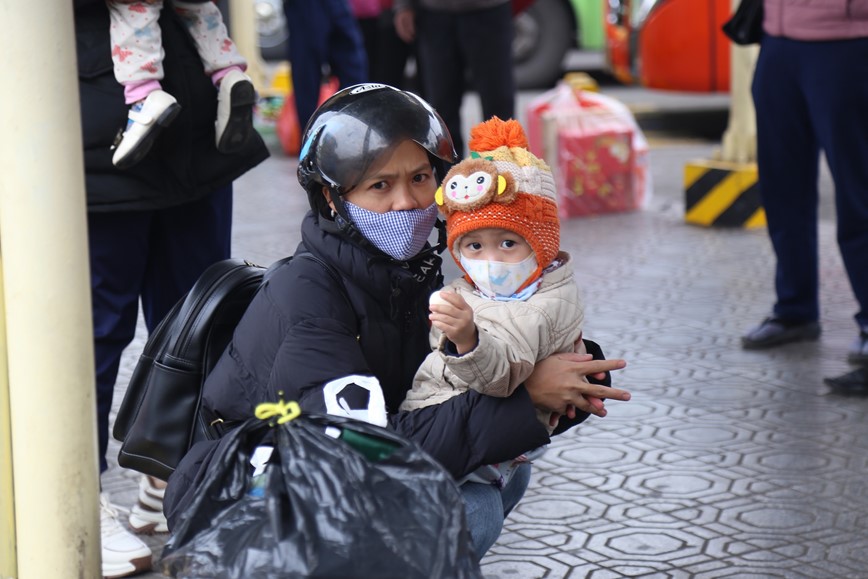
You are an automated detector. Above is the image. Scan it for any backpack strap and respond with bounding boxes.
[262,255,293,283]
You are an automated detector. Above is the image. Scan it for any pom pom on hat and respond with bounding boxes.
[468,116,529,151]
[437,117,560,289]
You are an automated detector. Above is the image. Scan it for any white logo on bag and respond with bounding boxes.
[323,374,388,427]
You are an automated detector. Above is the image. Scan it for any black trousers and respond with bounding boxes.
[752,35,868,331]
[283,0,368,132]
[414,3,515,155]
[89,187,232,473]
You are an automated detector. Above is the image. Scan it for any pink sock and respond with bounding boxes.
[211,65,246,87]
[124,80,163,105]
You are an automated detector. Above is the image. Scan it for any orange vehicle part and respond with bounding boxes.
[604,0,733,93]
[639,0,731,92]
[604,16,633,85]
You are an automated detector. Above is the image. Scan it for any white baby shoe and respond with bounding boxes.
[112,89,181,169]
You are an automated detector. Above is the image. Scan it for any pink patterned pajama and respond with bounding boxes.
[107,0,247,103]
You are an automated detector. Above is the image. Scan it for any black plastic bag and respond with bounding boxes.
[722,0,764,46]
[160,411,482,579]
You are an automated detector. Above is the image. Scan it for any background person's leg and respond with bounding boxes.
[751,36,821,324]
[415,8,466,154]
[458,4,515,128]
[802,38,868,337]
[141,186,232,332]
[373,8,413,89]
[324,0,368,89]
[88,210,153,474]
[89,209,156,576]
[284,0,330,131]
[129,187,232,531]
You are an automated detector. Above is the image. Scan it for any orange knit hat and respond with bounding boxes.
[436,117,560,289]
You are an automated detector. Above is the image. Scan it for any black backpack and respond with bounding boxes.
[112,253,337,481]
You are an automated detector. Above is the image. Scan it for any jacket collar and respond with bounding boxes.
[300,211,443,305]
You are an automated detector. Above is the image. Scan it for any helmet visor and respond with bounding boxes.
[302,85,455,194]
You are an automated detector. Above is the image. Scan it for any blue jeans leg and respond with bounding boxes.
[460,463,531,561]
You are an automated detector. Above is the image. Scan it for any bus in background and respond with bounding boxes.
[604,0,733,92]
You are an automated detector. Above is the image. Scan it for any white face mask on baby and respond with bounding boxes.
[458,253,539,299]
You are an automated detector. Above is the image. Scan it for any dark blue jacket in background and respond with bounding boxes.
[74,0,269,211]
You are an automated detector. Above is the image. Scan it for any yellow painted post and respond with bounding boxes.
[719,36,760,164]
[229,0,268,93]
[0,254,15,579]
[0,2,101,578]
[684,0,764,228]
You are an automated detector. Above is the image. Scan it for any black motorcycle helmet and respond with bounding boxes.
[298,83,457,221]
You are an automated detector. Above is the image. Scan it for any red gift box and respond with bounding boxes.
[527,81,651,219]
[556,126,637,218]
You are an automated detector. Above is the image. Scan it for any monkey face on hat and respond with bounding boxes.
[437,117,561,292]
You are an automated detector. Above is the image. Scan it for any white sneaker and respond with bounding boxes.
[111,89,181,169]
[128,476,168,534]
[215,69,256,153]
[128,503,168,534]
[137,475,166,511]
[100,493,152,579]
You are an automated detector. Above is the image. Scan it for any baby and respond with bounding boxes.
[401,116,587,487]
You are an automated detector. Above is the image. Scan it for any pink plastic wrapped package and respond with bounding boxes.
[526,82,651,219]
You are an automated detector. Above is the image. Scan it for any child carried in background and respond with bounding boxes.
[106,0,256,168]
[400,116,588,488]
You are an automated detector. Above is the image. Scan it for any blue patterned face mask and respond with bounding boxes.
[459,253,539,299]
[344,201,439,261]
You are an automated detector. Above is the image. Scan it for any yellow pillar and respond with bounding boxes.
[684,0,764,228]
[718,39,760,164]
[0,2,101,577]
[0,253,15,579]
[229,0,268,93]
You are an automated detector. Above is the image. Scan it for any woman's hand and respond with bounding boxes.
[394,9,416,43]
[526,353,629,417]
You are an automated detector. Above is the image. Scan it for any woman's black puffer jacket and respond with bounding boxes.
[74,0,269,211]
[164,211,553,528]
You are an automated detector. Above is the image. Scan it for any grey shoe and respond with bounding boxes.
[215,69,256,154]
[848,331,868,365]
[741,317,821,350]
[825,366,868,395]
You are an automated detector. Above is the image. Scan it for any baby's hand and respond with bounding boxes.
[429,291,477,354]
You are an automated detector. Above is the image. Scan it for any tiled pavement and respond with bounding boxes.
[102,99,868,578]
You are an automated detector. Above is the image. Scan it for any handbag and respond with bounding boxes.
[722,0,764,46]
